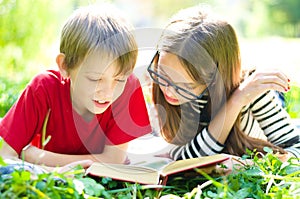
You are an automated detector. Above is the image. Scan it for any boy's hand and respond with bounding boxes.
[49,159,94,174]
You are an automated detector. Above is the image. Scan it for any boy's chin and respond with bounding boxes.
[93,108,107,115]
[93,104,111,114]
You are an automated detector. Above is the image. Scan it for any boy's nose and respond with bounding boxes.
[96,82,114,95]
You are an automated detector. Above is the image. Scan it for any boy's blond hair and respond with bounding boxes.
[60,4,138,75]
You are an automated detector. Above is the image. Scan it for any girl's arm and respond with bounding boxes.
[170,93,244,160]
[170,70,290,160]
[209,70,289,144]
[248,90,300,158]
[22,143,129,167]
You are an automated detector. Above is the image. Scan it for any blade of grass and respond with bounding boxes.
[42,109,51,149]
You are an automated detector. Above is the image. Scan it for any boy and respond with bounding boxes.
[0,5,151,168]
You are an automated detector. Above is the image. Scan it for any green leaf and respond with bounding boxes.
[207,190,218,198]
[263,147,273,153]
[35,181,47,191]
[244,167,264,176]
[20,170,31,181]
[236,187,251,198]
[79,177,105,197]
[283,165,300,176]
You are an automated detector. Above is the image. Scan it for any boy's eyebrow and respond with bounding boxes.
[85,72,103,75]
[85,72,128,78]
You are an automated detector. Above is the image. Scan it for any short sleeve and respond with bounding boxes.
[0,80,49,154]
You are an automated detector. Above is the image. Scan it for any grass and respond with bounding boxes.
[1,146,300,198]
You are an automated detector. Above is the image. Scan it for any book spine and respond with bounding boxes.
[159,175,168,186]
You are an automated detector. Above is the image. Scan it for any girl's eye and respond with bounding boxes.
[186,85,195,90]
[181,84,196,90]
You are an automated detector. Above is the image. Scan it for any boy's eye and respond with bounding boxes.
[88,77,100,81]
[115,74,128,83]
[86,75,102,81]
[115,78,126,83]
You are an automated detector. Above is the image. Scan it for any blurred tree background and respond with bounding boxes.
[0,0,300,117]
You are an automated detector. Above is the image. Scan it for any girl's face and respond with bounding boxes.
[69,52,129,121]
[157,51,206,105]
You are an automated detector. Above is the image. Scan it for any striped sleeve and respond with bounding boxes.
[250,91,300,158]
[169,128,225,160]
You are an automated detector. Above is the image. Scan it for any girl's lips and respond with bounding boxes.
[94,100,110,109]
[164,93,179,104]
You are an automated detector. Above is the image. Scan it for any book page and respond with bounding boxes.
[133,156,173,170]
[86,162,161,184]
[86,154,229,184]
[161,154,229,176]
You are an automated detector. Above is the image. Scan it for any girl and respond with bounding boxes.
[148,6,300,161]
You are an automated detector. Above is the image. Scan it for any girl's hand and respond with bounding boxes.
[154,152,171,159]
[234,69,290,107]
[276,152,295,162]
[200,155,253,176]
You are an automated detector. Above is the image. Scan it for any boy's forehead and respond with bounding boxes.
[81,51,116,71]
[79,52,129,77]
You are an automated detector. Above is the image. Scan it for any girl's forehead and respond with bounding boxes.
[158,52,194,83]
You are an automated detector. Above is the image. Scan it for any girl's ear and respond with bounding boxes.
[56,53,68,78]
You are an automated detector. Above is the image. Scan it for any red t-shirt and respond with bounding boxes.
[0,70,151,155]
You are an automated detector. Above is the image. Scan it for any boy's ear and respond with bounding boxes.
[56,53,68,78]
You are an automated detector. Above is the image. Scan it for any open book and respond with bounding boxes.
[85,153,229,185]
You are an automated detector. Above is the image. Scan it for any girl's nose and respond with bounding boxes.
[164,85,176,97]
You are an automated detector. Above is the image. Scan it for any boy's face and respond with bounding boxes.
[68,52,130,120]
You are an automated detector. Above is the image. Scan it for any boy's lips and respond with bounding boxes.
[93,100,110,108]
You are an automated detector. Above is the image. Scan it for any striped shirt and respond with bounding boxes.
[169,91,300,160]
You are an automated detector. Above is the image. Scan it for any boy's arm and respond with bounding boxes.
[22,143,129,167]
[0,139,94,173]
[0,139,19,158]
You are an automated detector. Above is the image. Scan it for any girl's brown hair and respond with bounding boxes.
[153,6,285,156]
